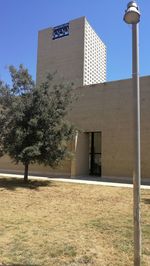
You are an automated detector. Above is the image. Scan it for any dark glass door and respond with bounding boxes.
[89,132,101,176]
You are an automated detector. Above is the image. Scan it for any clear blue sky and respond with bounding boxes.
[0,0,150,83]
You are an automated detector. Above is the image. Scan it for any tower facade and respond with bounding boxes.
[84,18,106,85]
[36,17,106,87]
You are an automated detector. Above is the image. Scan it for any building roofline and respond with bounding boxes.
[77,75,150,90]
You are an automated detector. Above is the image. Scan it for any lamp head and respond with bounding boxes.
[124,1,140,24]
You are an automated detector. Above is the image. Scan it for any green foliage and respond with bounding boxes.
[0,65,75,181]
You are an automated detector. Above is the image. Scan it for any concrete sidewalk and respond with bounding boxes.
[0,172,150,189]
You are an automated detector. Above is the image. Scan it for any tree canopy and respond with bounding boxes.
[0,65,75,182]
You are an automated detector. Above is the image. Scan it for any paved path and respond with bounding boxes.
[0,172,150,189]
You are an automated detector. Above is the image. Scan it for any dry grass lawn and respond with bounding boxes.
[0,176,150,266]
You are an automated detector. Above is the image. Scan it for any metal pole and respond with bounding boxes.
[132,22,141,266]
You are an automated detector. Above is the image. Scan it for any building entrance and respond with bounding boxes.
[89,132,101,176]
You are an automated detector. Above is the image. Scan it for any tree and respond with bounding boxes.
[0,65,75,182]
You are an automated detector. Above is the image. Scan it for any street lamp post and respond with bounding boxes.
[123,2,141,266]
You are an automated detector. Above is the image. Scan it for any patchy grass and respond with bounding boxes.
[0,176,150,266]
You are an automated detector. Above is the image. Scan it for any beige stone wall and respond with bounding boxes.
[71,132,89,177]
[0,76,150,179]
[69,76,150,178]
[0,155,71,178]
[36,17,85,87]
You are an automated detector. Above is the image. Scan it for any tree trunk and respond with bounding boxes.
[24,163,29,183]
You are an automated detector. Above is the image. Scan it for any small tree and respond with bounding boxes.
[0,65,75,182]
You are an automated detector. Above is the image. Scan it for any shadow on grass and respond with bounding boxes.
[142,198,150,205]
[0,264,39,266]
[0,177,53,191]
